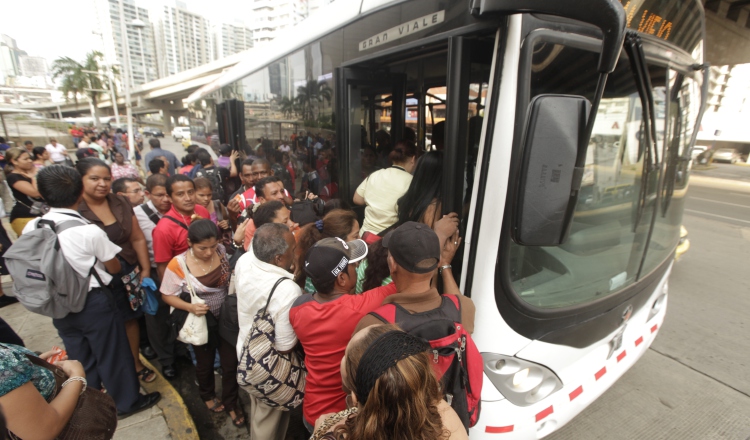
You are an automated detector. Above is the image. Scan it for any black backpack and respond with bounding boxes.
[369,296,483,429]
[196,167,225,201]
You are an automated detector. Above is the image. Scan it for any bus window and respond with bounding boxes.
[507,42,659,309]
[642,69,701,272]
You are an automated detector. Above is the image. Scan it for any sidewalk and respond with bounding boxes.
[0,277,198,440]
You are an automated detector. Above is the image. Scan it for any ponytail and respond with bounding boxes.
[388,140,418,165]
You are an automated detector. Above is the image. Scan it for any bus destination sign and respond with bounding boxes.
[359,10,445,51]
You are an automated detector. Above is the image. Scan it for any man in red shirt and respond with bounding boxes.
[153,174,210,279]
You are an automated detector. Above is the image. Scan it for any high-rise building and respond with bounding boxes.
[251,0,309,46]
[95,0,159,86]
[215,21,253,60]
[307,0,335,17]
[0,34,26,85]
[18,56,48,78]
[156,1,213,77]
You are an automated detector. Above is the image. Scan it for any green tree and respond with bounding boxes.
[278,96,297,119]
[52,51,109,127]
[295,80,333,121]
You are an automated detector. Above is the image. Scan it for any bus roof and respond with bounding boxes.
[186,0,403,104]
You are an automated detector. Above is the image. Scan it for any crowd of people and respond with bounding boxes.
[0,129,478,440]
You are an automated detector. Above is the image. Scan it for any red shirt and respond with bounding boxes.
[152,205,210,264]
[289,283,398,425]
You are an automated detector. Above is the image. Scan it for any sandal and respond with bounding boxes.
[206,398,225,413]
[136,367,156,383]
[229,407,246,427]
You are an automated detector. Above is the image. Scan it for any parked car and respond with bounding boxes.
[142,127,164,137]
[172,126,191,141]
[691,145,707,160]
[712,148,741,163]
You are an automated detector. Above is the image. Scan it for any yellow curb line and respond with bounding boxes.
[140,355,199,440]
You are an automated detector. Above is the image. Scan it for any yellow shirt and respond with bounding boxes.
[356,166,412,235]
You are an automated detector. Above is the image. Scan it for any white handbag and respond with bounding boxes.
[176,257,208,346]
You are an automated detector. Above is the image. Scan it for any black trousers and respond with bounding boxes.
[53,288,141,412]
[144,268,176,367]
[193,330,239,412]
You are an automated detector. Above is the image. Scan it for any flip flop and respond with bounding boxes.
[206,398,225,413]
[229,407,246,427]
[136,367,156,383]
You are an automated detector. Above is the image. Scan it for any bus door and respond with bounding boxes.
[334,67,405,218]
[335,34,495,276]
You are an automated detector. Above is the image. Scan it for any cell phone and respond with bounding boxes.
[47,346,67,364]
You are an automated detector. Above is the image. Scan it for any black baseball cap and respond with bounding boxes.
[305,237,368,285]
[382,221,440,274]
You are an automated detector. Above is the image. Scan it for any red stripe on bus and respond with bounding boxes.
[617,351,627,362]
[569,386,583,401]
[536,405,554,422]
[595,367,607,380]
[635,336,644,346]
[485,425,514,433]
[651,324,658,333]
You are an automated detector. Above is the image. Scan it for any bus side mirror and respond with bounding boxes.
[513,95,591,246]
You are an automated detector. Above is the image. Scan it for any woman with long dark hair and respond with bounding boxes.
[311,324,467,440]
[397,150,443,227]
[5,148,42,236]
[160,219,243,426]
[75,158,156,383]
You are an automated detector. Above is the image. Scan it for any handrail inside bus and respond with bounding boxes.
[470,0,626,73]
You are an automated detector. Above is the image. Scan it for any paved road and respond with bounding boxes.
[692,162,750,183]
[550,176,750,439]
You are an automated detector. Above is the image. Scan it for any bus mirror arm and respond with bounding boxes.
[470,0,626,73]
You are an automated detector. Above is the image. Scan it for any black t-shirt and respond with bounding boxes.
[6,173,42,221]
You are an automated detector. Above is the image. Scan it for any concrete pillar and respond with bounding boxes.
[161,109,174,135]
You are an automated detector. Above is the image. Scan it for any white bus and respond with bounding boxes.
[187,0,706,437]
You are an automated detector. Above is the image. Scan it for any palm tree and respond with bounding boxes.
[295,80,333,121]
[52,51,109,127]
[278,96,296,119]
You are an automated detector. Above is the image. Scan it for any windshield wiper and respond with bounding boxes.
[624,32,660,232]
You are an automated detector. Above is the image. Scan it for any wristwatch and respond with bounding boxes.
[438,264,452,275]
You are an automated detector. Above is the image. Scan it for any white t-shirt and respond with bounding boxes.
[235,246,301,359]
[22,208,121,290]
[134,200,164,266]
[355,166,413,235]
[45,143,67,163]
[78,140,89,149]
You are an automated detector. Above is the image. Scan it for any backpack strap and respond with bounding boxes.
[442,295,463,323]
[369,303,397,324]
[214,201,224,222]
[139,203,161,225]
[163,215,188,230]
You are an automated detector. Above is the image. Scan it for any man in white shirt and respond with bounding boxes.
[77,134,90,150]
[133,173,178,378]
[235,222,301,440]
[44,138,69,164]
[24,165,161,418]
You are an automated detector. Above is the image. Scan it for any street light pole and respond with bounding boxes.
[117,0,143,163]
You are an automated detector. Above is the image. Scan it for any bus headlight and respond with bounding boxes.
[483,353,563,406]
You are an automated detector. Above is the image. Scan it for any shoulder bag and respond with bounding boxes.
[174,257,209,346]
[237,278,306,411]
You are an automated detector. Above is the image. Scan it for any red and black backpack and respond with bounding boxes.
[369,295,482,429]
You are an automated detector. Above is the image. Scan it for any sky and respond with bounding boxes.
[3,0,255,65]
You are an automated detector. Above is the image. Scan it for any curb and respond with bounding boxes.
[690,174,750,192]
[140,355,200,440]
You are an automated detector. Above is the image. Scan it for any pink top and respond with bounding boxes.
[111,163,139,181]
